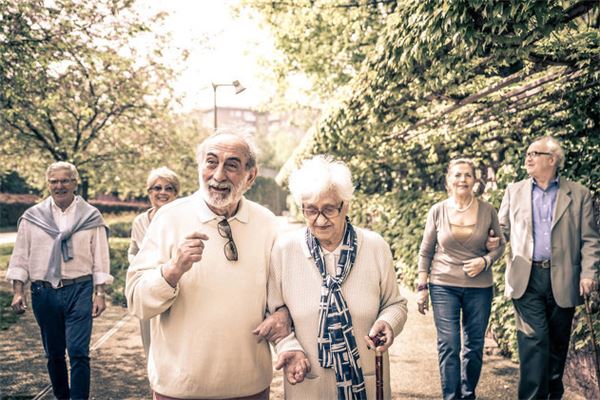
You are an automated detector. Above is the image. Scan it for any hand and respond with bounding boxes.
[463,257,486,278]
[253,307,292,344]
[417,289,429,315]
[485,229,500,251]
[164,232,209,286]
[365,320,394,352]
[11,292,27,314]
[275,351,310,385]
[580,278,597,296]
[92,295,106,318]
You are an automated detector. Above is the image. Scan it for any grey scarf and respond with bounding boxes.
[19,196,108,287]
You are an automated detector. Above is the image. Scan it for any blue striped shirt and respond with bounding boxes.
[532,177,559,261]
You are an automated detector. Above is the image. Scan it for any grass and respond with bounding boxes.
[1,243,13,271]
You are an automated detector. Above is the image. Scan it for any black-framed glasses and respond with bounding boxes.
[301,202,344,221]
[148,185,176,193]
[525,151,552,158]
[217,219,238,261]
[48,178,75,186]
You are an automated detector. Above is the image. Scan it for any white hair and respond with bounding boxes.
[146,167,180,193]
[534,136,565,169]
[288,155,354,205]
[46,161,79,182]
[196,130,258,170]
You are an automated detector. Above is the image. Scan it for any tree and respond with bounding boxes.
[0,0,181,198]
[242,0,397,100]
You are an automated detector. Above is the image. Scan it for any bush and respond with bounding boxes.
[0,243,13,270]
[107,237,130,306]
[104,212,139,238]
[0,193,38,227]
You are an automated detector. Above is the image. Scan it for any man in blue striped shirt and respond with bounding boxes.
[499,136,600,400]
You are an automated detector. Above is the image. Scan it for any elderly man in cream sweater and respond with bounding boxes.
[126,132,306,400]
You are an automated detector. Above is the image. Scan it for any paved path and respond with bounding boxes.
[0,231,17,245]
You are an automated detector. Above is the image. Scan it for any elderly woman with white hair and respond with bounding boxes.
[268,155,408,399]
[128,166,180,357]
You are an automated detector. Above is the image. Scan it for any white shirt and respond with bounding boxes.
[6,197,112,285]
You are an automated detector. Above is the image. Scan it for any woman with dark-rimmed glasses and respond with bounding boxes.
[128,166,180,357]
[267,155,408,399]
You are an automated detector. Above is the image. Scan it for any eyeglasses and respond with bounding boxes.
[302,202,344,221]
[48,179,75,186]
[217,219,238,261]
[526,151,552,158]
[148,185,176,193]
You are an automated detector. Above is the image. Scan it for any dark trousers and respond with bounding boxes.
[430,284,493,400]
[513,266,575,400]
[31,279,93,400]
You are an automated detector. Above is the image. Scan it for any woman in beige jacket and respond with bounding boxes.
[268,155,408,399]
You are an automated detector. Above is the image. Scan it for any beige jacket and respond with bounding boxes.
[499,177,600,307]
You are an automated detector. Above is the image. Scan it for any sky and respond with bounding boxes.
[137,0,281,112]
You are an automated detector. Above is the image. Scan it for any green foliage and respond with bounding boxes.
[104,212,137,238]
[106,237,130,306]
[0,242,13,270]
[246,176,288,216]
[242,0,397,99]
[0,171,39,194]
[0,0,205,198]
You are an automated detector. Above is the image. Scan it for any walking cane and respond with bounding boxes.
[372,335,385,400]
[584,294,600,394]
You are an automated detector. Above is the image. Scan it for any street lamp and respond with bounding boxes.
[212,80,246,129]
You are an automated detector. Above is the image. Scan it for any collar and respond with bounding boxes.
[195,191,249,224]
[50,195,78,213]
[532,175,560,190]
[301,226,362,259]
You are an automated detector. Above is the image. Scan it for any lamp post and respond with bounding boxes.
[211,80,246,129]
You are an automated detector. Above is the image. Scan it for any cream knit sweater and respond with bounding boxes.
[269,226,408,400]
[126,193,278,398]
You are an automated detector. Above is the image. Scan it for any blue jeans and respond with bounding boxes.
[31,280,93,400]
[430,284,493,400]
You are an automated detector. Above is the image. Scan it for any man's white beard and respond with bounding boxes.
[200,177,248,210]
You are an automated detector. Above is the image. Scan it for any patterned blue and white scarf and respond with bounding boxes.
[306,217,367,400]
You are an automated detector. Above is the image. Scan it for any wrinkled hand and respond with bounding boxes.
[463,257,486,278]
[485,229,500,251]
[164,232,209,287]
[417,289,429,315]
[275,351,310,385]
[253,307,292,344]
[365,320,394,352]
[173,232,209,272]
[580,278,597,296]
[11,292,27,314]
[92,295,106,318]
